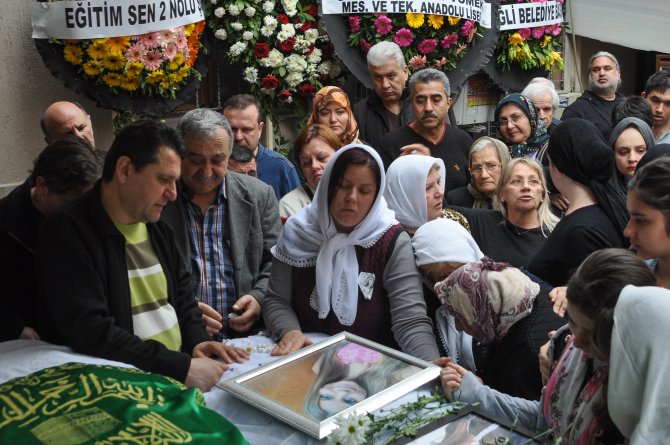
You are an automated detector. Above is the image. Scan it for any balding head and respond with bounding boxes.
[41,101,95,148]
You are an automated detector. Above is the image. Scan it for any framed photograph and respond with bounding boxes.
[218,332,441,439]
[393,405,547,445]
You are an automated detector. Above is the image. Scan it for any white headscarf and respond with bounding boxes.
[608,285,670,444]
[384,155,446,229]
[412,218,484,266]
[272,144,397,326]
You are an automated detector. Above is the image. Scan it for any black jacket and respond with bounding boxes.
[37,181,209,382]
[353,88,415,153]
[561,90,625,141]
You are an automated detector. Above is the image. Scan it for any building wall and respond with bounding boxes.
[0,0,114,193]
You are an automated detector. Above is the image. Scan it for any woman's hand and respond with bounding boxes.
[550,193,569,212]
[271,330,313,356]
[538,332,555,385]
[549,286,568,317]
[440,362,467,401]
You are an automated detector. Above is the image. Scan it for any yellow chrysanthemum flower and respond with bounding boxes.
[540,35,552,49]
[106,36,130,53]
[126,61,144,77]
[83,60,104,76]
[102,52,125,71]
[406,13,425,28]
[145,69,165,85]
[550,51,563,63]
[184,23,195,36]
[508,32,524,46]
[173,53,185,65]
[102,72,123,87]
[86,40,108,59]
[427,14,444,30]
[63,45,83,65]
[160,78,171,90]
[178,65,190,79]
[447,16,461,26]
[120,76,140,91]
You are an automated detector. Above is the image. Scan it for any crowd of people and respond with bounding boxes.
[2,42,670,444]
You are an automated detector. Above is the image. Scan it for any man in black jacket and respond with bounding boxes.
[37,120,247,391]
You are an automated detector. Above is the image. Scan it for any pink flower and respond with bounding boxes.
[125,43,146,62]
[139,32,160,48]
[393,28,414,48]
[531,26,545,39]
[164,42,178,60]
[359,38,372,54]
[348,16,360,32]
[175,31,188,50]
[158,29,175,45]
[417,39,437,55]
[143,50,163,71]
[518,28,531,39]
[441,33,458,49]
[374,15,393,35]
[409,55,427,70]
[434,57,447,69]
[550,24,562,35]
[460,20,477,42]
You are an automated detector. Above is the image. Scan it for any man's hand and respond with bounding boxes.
[192,341,250,364]
[198,302,223,336]
[538,331,555,385]
[19,326,40,340]
[399,143,431,156]
[549,286,568,317]
[271,330,313,356]
[185,357,229,392]
[229,294,261,333]
[550,193,569,212]
[440,362,467,401]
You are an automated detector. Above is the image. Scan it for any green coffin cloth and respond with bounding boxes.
[0,362,248,445]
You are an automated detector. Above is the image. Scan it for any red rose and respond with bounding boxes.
[278,13,289,24]
[262,75,279,90]
[304,4,318,16]
[278,37,296,52]
[298,84,315,96]
[254,43,270,59]
[278,90,292,101]
[305,44,315,56]
[301,21,313,31]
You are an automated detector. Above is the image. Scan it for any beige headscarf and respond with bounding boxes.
[307,86,360,145]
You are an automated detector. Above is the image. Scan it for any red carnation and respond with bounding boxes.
[262,75,279,90]
[301,21,313,31]
[306,45,315,56]
[278,90,293,101]
[254,42,270,59]
[278,13,289,24]
[278,37,296,52]
[304,4,318,16]
[298,84,315,96]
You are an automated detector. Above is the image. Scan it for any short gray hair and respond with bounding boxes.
[178,108,233,153]
[409,68,450,97]
[469,136,511,168]
[367,41,406,69]
[588,51,620,72]
[521,82,559,110]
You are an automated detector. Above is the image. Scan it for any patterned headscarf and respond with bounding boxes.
[494,93,549,160]
[307,86,360,145]
[434,257,539,343]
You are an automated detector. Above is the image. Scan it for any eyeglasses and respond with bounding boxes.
[497,114,528,128]
[470,162,501,174]
[507,178,542,188]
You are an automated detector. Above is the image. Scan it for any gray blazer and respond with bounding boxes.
[162,171,282,305]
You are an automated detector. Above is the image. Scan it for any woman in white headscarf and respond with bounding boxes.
[263,144,440,361]
[607,285,670,444]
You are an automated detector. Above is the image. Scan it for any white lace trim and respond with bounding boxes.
[271,245,317,267]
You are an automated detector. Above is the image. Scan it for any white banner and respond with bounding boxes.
[499,1,563,31]
[322,0,492,28]
[32,0,204,39]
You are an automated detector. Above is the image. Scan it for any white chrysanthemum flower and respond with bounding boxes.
[260,25,275,37]
[244,6,256,17]
[262,49,285,68]
[304,28,319,44]
[214,29,228,40]
[281,0,298,16]
[276,23,296,41]
[243,66,259,83]
[242,31,254,40]
[228,4,240,15]
[328,413,371,445]
[286,54,308,72]
[214,7,225,17]
[294,36,310,52]
[262,1,275,12]
[317,60,332,76]
[229,41,247,56]
[231,22,243,31]
[264,15,278,27]
[285,72,304,88]
[307,48,322,64]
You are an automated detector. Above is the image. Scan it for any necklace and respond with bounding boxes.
[509,221,535,236]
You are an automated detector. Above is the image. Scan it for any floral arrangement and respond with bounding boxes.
[496,0,566,73]
[207,0,343,115]
[56,22,206,98]
[348,13,482,72]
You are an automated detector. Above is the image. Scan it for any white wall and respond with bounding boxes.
[0,0,114,190]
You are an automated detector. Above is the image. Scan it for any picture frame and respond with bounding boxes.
[218,332,441,439]
[392,405,547,445]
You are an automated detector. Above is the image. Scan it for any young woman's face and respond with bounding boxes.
[498,104,532,144]
[425,168,444,221]
[317,102,349,140]
[329,164,377,233]
[625,190,670,260]
[318,380,367,414]
[566,303,605,361]
[500,163,544,216]
[299,137,337,190]
[614,128,648,180]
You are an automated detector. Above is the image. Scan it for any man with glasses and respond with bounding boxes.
[561,51,625,140]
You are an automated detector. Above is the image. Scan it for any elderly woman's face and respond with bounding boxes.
[470,146,502,196]
[500,163,544,215]
[498,104,532,144]
[614,128,648,180]
[299,137,337,190]
[330,164,377,233]
[318,102,349,140]
[426,168,444,221]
